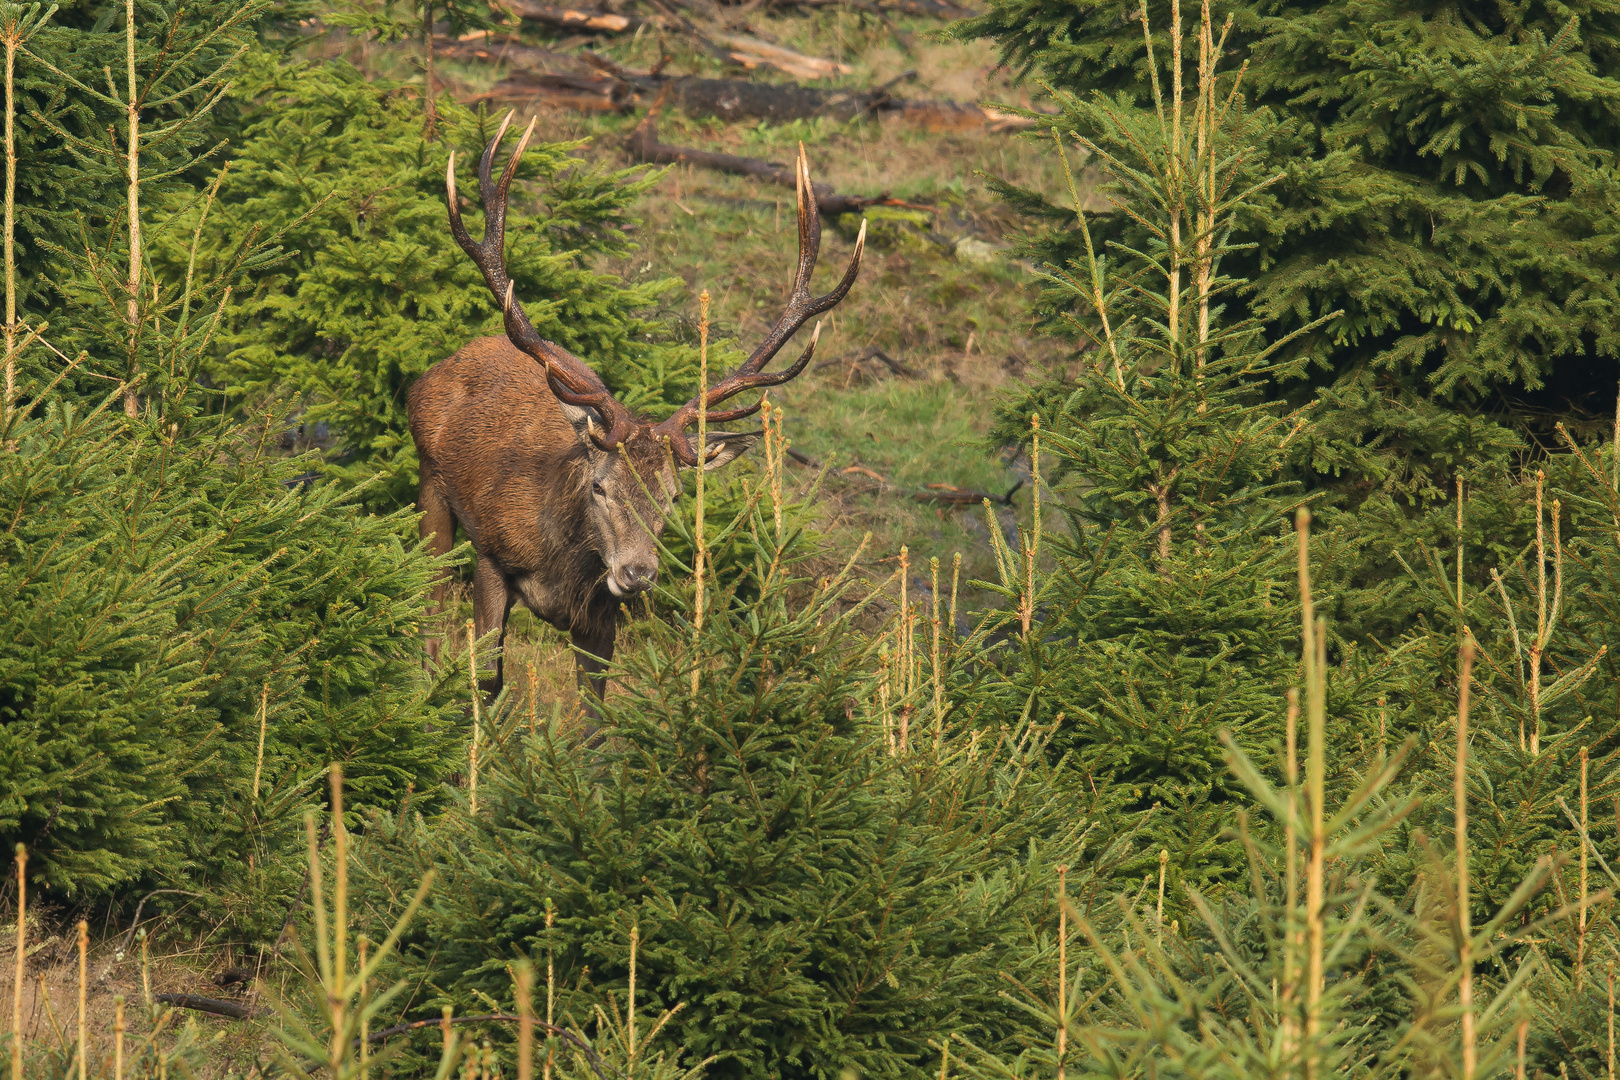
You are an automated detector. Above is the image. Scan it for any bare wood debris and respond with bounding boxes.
[815,345,919,384]
[626,109,918,215]
[449,0,1035,130]
[779,446,1024,509]
[476,51,1037,132]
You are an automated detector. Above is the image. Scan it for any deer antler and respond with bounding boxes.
[447,111,640,450]
[653,145,866,466]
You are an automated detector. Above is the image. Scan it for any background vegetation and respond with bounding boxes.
[7,0,1620,1077]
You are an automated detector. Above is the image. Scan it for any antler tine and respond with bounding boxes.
[446,112,639,450]
[653,148,864,464]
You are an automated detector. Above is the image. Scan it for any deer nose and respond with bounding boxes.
[617,564,658,593]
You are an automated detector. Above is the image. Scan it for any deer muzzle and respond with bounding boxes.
[607,561,658,597]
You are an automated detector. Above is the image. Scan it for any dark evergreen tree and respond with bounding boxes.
[351,449,1122,1080]
[0,0,465,930]
[963,0,1620,514]
[955,16,1316,900]
[0,392,463,916]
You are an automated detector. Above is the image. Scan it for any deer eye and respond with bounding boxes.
[592,480,606,498]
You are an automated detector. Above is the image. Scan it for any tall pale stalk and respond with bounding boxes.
[421,0,437,136]
[1,3,51,417]
[1056,864,1067,1080]
[1298,508,1326,1070]
[1580,745,1590,989]
[76,920,87,1080]
[2,12,15,413]
[691,291,709,701]
[1280,688,1300,1060]
[11,846,24,1080]
[122,0,140,417]
[1456,638,1476,1080]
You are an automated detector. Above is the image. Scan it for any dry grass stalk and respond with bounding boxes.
[692,291,710,702]
[898,545,911,754]
[122,0,141,418]
[930,555,943,748]
[1155,849,1168,944]
[1056,863,1067,1080]
[528,662,538,736]
[11,845,23,1080]
[1019,415,1041,637]
[1280,686,1300,1059]
[1456,636,1476,1080]
[113,997,124,1080]
[948,553,960,642]
[2,9,19,414]
[1609,962,1615,1080]
[77,920,87,1080]
[252,683,269,800]
[359,937,371,1080]
[138,932,149,1011]
[627,925,639,1066]
[466,619,480,814]
[331,768,350,1066]
[1527,472,1561,756]
[1456,477,1465,608]
[515,960,534,1080]
[544,900,555,1080]
[1580,744,1590,989]
[1297,508,1326,1066]
[1516,1018,1528,1080]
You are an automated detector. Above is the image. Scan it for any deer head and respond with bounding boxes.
[446,113,864,596]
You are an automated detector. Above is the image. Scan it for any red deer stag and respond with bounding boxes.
[409,113,865,711]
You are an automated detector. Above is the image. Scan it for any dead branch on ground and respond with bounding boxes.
[626,110,912,215]
[815,345,919,384]
[154,994,265,1019]
[778,447,1024,509]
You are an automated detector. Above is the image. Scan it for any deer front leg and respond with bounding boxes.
[570,621,616,741]
[418,465,456,666]
[471,557,512,699]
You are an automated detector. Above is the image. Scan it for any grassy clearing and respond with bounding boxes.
[332,12,1075,566]
[318,12,1082,710]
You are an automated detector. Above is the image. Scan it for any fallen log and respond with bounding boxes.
[881,0,974,16]
[777,446,1023,509]
[155,994,264,1020]
[626,111,901,215]
[481,62,1042,130]
[480,68,635,111]
[772,0,975,16]
[915,480,1023,506]
[815,345,919,384]
[710,31,853,79]
[498,0,650,32]
[436,35,577,70]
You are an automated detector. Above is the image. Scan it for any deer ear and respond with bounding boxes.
[558,402,606,452]
[684,430,762,471]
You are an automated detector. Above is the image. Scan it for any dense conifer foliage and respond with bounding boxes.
[0,397,461,911]
[12,0,1620,1076]
[963,1,1620,497]
[350,468,1132,1080]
